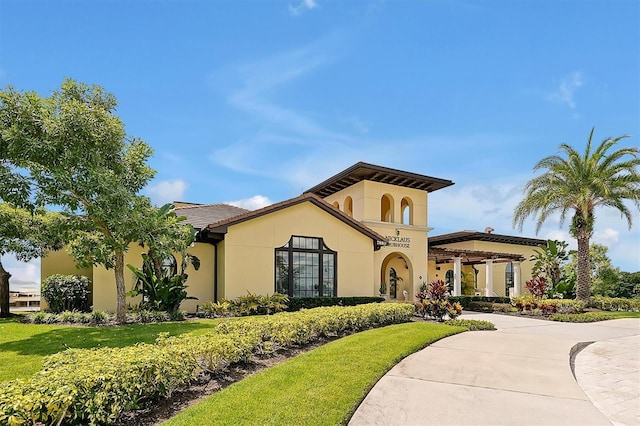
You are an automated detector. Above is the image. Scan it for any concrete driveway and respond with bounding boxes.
[349,312,640,426]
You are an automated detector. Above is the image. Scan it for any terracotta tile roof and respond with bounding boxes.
[204,193,387,247]
[175,203,249,230]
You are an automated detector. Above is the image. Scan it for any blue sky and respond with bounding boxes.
[1,0,639,287]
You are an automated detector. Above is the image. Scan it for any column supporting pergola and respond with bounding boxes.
[485,259,494,297]
[453,256,462,296]
[513,261,521,297]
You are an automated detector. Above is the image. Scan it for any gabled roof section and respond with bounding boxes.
[429,231,545,247]
[175,203,249,230]
[304,162,454,198]
[203,193,387,247]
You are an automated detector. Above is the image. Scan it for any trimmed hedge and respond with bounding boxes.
[444,319,496,330]
[549,312,617,323]
[448,296,511,309]
[512,296,584,315]
[0,303,414,425]
[285,296,385,311]
[589,296,640,312]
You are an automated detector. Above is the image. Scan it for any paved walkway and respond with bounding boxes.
[349,313,640,426]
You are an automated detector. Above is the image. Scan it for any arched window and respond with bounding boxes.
[275,236,336,298]
[381,194,394,222]
[401,197,413,225]
[332,201,340,209]
[344,196,353,217]
[161,255,177,276]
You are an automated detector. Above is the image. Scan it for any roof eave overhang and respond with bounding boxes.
[304,162,454,198]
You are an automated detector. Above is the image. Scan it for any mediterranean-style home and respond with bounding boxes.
[41,162,545,313]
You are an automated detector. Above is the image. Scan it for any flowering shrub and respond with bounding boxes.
[525,276,549,298]
[512,296,583,315]
[416,280,462,321]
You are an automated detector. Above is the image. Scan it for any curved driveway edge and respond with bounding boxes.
[349,313,640,426]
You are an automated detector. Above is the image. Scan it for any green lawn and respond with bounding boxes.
[600,311,640,318]
[0,317,218,382]
[163,321,463,426]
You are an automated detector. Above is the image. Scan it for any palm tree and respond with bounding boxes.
[513,128,640,302]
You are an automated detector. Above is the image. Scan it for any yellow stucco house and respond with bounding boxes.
[41,162,545,313]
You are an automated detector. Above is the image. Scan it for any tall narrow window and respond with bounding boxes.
[332,201,340,209]
[344,196,353,217]
[381,194,394,222]
[505,263,514,295]
[401,197,413,225]
[445,269,454,293]
[275,236,337,297]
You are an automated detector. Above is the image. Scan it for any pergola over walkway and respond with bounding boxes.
[428,247,527,297]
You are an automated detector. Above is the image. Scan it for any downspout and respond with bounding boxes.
[213,241,218,303]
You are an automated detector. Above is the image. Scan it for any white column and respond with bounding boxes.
[453,257,462,296]
[513,261,521,297]
[485,259,494,297]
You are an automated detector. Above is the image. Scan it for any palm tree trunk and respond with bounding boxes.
[0,261,11,318]
[114,250,126,323]
[575,231,591,303]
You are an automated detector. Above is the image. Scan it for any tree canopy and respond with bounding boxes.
[0,79,175,321]
[513,128,640,302]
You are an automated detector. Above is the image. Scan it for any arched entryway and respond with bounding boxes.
[380,252,412,300]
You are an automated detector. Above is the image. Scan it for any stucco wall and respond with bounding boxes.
[40,250,93,310]
[221,202,376,300]
[41,243,215,314]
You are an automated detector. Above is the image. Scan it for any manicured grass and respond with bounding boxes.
[0,317,218,382]
[598,311,640,318]
[163,321,464,426]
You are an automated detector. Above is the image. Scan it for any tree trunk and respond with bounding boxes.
[114,250,127,323]
[0,261,12,318]
[575,231,591,303]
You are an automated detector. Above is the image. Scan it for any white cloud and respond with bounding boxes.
[146,179,188,206]
[593,228,620,246]
[1,255,41,289]
[547,71,584,109]
[289,0,317,16]
[226,195,273,210]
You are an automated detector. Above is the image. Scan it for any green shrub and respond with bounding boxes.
[198,300,234,318]
[41,274,91,313]
[549,312,617,322]
[589,296,640,312]
[24,309,180,325]
[444,319,496,330]
[467,301,494,312]
[512,296,583,315]
[228,292,289,316]
[0,303,414,425]
[448,296,511,309]
[286,296,384,311]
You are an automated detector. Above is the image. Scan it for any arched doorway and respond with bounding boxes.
[380,252,412,300]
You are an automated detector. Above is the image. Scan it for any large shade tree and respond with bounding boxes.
[513,128,640,302]
[0,79,156,322]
